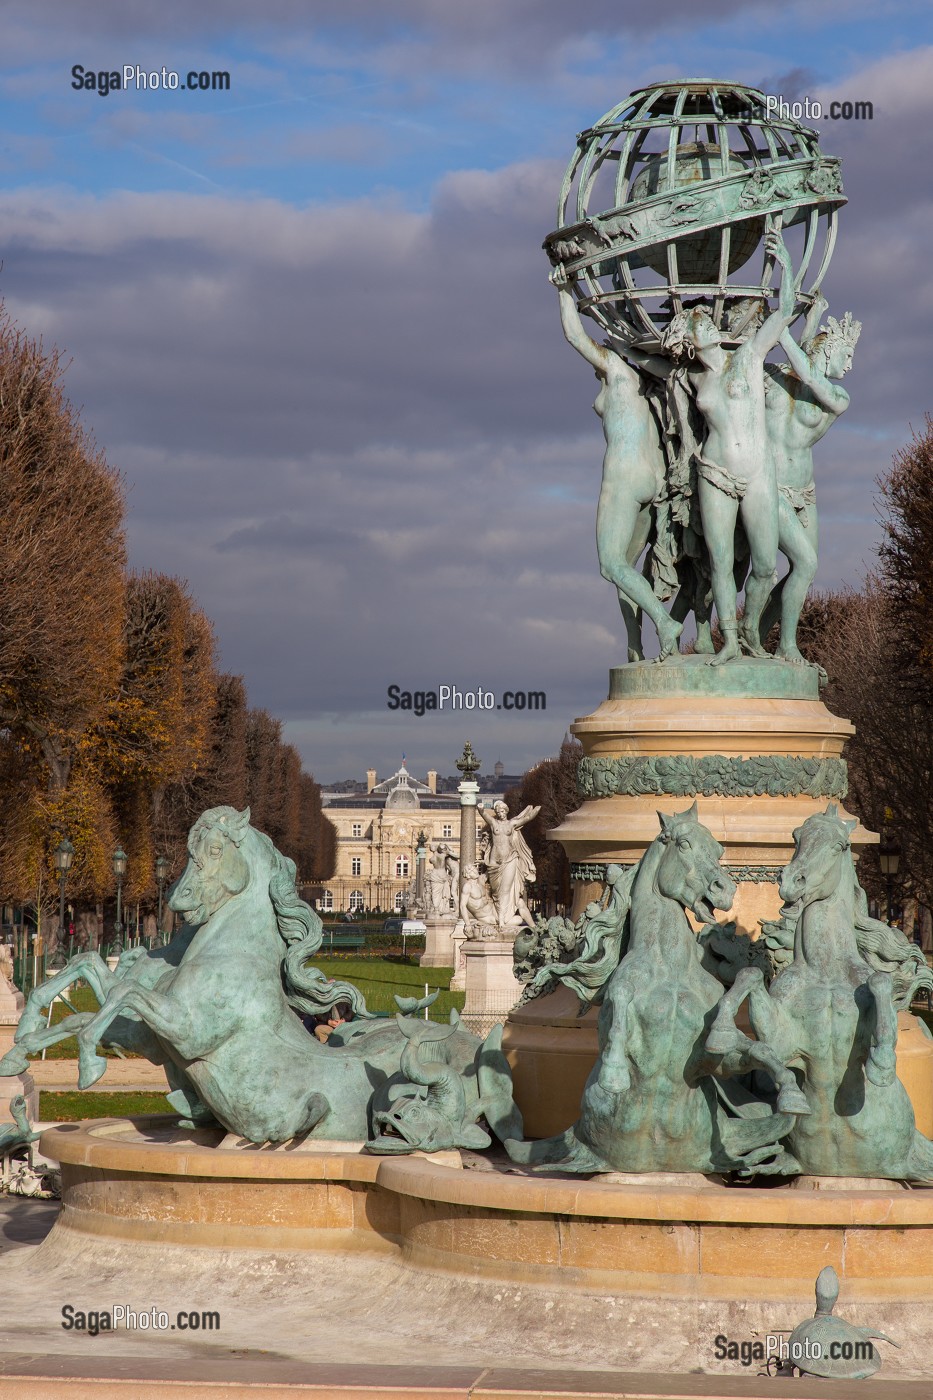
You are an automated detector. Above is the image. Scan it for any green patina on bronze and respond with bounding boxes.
[548,80,854,668]
[578,753,848,800]
[608,655,820,699]
[507,806,933,1180]
[570,861,782,883]
[2,806,520,1151]
[706,806,933,1180]
[507,805,803,1174]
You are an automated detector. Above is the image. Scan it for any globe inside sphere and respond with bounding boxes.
[628,142,762,282]
[548,80,846,346]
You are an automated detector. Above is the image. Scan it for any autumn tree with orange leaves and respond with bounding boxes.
[0,307,335,914]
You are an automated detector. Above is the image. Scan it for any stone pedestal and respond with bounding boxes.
[449,931,467,990]
[419,917,457,969]
[459,939,523,1037]
[552,656,874,934]
[0,974,38,1123]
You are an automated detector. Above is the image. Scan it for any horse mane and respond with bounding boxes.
[852,876,933,1010]
[264,832,374,1021]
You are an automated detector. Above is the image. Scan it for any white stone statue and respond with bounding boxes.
[425,842,458,918]
[454,863,502,940]
[475,800,540,931]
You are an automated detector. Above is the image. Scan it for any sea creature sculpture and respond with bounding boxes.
[506,805,803,1174]
[706,805,933,1179]
[4,808,495,1145]
[368,1016,521,1154]
[0,1096,40,1156]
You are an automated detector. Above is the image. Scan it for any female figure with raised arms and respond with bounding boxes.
[551,263,682,661]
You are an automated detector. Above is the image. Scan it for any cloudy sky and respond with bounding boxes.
[1,3,931,783]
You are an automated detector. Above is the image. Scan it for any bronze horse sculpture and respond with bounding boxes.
[4,808,517,1147]
[706,805,933,1180]
[507,804,803,1175]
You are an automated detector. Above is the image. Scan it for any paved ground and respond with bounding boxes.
[0,1194,58,1255]
[0,1200,929,1398]
[29,1058,168,1090]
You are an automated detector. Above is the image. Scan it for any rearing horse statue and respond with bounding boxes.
[507,804,802,1175]
[706,805,933,1180]
[16,807,503,1146]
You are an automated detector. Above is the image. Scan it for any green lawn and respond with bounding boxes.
[314,957,462,1020]
[40,1091,173,1120]
[26,957,461,1062]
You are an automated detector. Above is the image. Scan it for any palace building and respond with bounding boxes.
[316,761,516,915]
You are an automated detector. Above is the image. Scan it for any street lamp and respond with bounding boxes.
[879,839,900,925]
[155,854,169,940]
[53,837,74,957]
[112,846,127,953]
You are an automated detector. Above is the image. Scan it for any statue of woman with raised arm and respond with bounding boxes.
[661,229,796,664]
[476,800,541,930]
[761,295,860,662]
[551,263,682,661]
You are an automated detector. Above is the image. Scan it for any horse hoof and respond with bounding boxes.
[78,1054,109,1090]
[0,1047,30,1076]
[776,1084,811,1116]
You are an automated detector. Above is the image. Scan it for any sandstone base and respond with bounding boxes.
[35,1118,933,1318]
[0,976,38,1122]
[552,657,873,934]
[419,917,457,968]
[460,939,522,1036]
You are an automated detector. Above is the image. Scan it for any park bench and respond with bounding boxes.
[319,930,367,952]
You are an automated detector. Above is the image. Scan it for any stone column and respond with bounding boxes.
[455,740,481,882]
[449,743,481,990]
[414,831,427,910]
[0,957,38,1123]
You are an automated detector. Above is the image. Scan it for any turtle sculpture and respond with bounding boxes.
[777,1266,897,1380]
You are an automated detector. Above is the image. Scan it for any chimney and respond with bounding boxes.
[366,768,377,793]
[427,769,437,794]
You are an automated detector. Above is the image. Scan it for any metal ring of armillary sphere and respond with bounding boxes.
[545,79,846,349]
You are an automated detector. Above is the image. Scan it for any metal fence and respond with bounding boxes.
[9,929,172,996]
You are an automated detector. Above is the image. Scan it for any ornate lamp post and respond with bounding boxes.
[455,741,482,885]
[155,854,169,940]
[415,830,427,913]
[879,839,900,925]
[112,847,127,953]
[53,837,75,956]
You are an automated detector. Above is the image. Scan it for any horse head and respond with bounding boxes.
[655,802,736,922]
[168,806,256,926]
[780,804,858,916]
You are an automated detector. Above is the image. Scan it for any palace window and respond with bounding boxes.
[442,824,453,838]
[394,892,404,912]
[395,857,409,878]
[351,857,362,876]
[352,822,363,838]
[320,890,333,911]
[349,890,364,912]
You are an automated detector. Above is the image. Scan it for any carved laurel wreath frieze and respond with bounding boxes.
[577,754,848,801]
